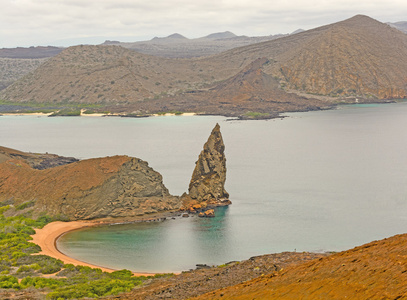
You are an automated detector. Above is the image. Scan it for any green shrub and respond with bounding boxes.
[16,265,35,274]
[0,275,19,289]
[20,276,64,289]
[16,255,63,274]
[47,278,135,299]
[16,200,35,210]
[49,109,81,117]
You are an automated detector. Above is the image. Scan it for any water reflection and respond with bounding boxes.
[190,206,230,265]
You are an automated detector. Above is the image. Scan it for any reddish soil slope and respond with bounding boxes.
[194,234,407,299]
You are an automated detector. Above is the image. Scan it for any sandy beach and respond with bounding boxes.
[31,221,155,276]
[1,111,196,117]
[1,112,53,116]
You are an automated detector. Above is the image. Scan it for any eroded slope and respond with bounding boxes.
[0,147,180,220]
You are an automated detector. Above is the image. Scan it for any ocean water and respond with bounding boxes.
[1,104,407,272]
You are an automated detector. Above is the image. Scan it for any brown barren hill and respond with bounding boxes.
[0,45,226,105]
[1,15,407,117]
[194,234,407,299]
[0,146,180,220]
[275,15,407,98]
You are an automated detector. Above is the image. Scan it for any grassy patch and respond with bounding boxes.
[156,110,183,115]
[49,109,81,117]
[243,111,271,119]
[0,99,104,110]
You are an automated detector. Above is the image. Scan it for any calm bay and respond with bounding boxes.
[1,103,407,272]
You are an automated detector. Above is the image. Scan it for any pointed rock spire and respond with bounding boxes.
[188,123,230,203]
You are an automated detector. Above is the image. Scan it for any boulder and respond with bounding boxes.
[204,209,215,217]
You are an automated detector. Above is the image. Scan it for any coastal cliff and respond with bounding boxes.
[0,146,180,220]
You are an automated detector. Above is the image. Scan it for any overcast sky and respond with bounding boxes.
[1,0,406,48]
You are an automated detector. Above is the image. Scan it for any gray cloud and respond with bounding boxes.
[1,0,407,47]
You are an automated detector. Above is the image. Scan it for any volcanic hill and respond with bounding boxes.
[1,15,407,118]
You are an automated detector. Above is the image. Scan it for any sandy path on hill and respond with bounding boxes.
[31,221,155,276]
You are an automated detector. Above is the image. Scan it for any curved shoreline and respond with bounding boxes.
[31,220,156,276]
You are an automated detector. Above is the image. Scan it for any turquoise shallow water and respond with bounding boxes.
[1,104,407,272]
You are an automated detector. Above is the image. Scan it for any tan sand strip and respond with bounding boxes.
[31,221,155,276]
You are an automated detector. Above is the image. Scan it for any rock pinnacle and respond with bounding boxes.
[188,123,230,203]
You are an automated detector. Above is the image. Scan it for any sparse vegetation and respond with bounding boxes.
[243,111,271,119]
[16,200,36,211]
[49,109,81,117]
[0,99,105,116]
[0,206,173,299]
[0,58,48,91]
[156,110,183,115]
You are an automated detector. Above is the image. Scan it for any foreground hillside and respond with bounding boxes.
[193,234,407,299]
[1,15,406,118]
[114,252,328,300]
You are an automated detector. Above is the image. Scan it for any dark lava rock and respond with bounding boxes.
[188,123,230,203]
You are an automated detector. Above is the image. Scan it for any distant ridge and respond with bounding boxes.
[122,31,284,58]
[204,31,237,39]
[387,21,407,33]
[0,46,63,59]
[167,33,187,39]
[290,29,305,35]
[151,33,188,41]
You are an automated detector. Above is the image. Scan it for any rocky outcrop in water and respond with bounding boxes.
[188,124,230,204]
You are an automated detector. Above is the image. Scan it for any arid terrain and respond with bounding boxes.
[111,252,329,300]
[193,234,407,299]
[0,32,284,92]
[0,58,48,90]
[1,15,407,119]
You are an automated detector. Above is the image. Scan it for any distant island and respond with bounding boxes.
[1,15,407,119]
